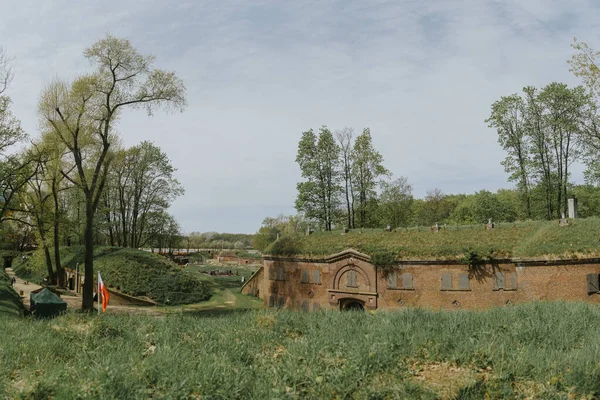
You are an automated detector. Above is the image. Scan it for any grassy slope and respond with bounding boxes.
[13,247,210,305]
[0,269,24,317]
[1,302,600,398]
[286,218,600,260]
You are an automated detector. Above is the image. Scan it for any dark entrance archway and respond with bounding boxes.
[340,298,365,311]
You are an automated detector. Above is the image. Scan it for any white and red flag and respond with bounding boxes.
[98,272,110,313]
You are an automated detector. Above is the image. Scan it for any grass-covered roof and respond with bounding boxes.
[266,218,600,261]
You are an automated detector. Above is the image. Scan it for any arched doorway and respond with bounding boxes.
[340,298,365,311]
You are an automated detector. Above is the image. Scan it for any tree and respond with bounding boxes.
[486,94,532,218]
[38,35,186,310]
[335,127,355,229]
[352,128,389,228]
[103,141,183,248]
[295,127,341,231]
[378,177,413,228]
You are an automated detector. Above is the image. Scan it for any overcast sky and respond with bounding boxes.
[1,0,599,233]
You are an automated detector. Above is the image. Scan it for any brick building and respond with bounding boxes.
[241,248,600,311]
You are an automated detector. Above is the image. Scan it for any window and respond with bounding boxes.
[301,270,310,283]
[300,269,321,284]
[313,270,321,284]
[441,272,471,291]
[441,273,452,291]
[587,273,599,294]
[312,303,321,312]
[301,301,309,312]
[276,266,285,281]
[346,270,358,288]
[458,273,470,291]
[387,272,398,289]
[494,272,517,291]
[388,272,414,290]
[268,267,275,280]
[268,296,275,308]
[402,273,414,290]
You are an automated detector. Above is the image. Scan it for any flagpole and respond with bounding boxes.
[97,272,100,316]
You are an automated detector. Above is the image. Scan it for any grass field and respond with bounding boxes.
[175,264,263,316]
[1,302,600,399]
[274,218,600,260]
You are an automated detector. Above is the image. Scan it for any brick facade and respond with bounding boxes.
[245,249,600,311]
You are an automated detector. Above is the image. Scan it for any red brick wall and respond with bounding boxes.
[256,254,600,311]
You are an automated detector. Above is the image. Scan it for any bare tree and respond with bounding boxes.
[335,127,355,229]
[0,46,13,95]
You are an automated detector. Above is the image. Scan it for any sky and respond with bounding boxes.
[1,0,599,233]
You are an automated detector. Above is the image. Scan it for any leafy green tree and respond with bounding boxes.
[295,127,341,231]
[378,177,413,228]
[487,94,532,218]
[352,128,389,228]
[38,35,186,310]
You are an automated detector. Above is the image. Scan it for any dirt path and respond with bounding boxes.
[5,268,42,309]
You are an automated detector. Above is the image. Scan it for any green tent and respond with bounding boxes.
[30,288,67,317]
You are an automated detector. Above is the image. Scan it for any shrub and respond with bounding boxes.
[265,235,304,256]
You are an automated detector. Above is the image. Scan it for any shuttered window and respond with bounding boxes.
[587,273,599,294]
[312,303,321,312]
[508,272,517,291]
[301,301,309,312]
[301,270,310,283]
[441,273,452,291]
[387,272,398,289]
[458,273,470,290]
[494,271,505,290]
[268,267,275,280]
[277,266,285,281]
[268,296,275,308]
[346,270,358,287]
[494,272,517,291]
[402,273,414,290]
[312,270,321,284]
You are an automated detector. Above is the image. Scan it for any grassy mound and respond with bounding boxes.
[1,302,600,398]
[269,218,600,260]
[13,247,210,305]
[0,269,24,317]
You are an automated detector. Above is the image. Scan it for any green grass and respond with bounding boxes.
[177,265,263,316]
[0,269,24,317]
[13,247,210,305]
[276,218,600,260]
[1,302,600,398]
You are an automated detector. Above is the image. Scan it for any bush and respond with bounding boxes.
[265,235,304,256]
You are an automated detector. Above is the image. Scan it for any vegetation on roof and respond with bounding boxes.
[266,218,600,261]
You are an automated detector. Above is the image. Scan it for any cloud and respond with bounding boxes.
[0,0,597,232]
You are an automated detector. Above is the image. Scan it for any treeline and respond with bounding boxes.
[0,36,186,309]
[254,38,600,250]
[185,232,254,250]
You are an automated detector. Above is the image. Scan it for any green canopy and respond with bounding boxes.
[30,288,67,317]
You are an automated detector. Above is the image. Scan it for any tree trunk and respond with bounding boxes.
[42,242,55,285]
[52,181,65,288]
[82,200,95,311]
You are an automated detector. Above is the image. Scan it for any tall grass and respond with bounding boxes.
[1,302,600,398]
[285,218,600,260]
